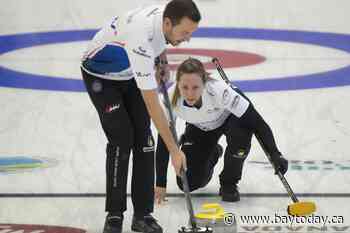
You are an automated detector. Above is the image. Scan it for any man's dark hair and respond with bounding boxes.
[163,0,201,26]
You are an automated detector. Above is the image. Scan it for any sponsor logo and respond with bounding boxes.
[230,95,240,109]
[249,160,350,171]
[183,142,194,146]
[138,46,146,53]
[147,8,159,17]
[222,89,230,105]
[232,149,247,159]
[0,224,86,233]
[105,70,133,78]
[105,104,120,113]
[113,146,120,187]
[110,17,119,35]
[142,135,155,153]
[126,8,142,24]
[206,85,216,96]
[132,46,151,58]
[92,80,102,93]
[136,72,151,78]
[0,156,58,174]
[143,146,155,153]
[148,135,154,147]
[207,107,220,114]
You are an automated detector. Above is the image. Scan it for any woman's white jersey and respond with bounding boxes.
[169,79,250,131]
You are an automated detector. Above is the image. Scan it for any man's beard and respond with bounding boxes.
[165,32,180,46]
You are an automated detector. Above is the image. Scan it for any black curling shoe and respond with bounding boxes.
[131,214,163,233]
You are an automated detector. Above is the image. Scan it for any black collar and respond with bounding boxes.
[183,98,202,109]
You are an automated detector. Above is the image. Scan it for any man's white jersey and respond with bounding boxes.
[169,79,250,131]
[81,5,166,90]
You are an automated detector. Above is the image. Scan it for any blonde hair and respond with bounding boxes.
[171,58,211,107]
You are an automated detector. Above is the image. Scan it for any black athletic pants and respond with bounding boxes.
[157,114,253,192]
[82,69,155,216]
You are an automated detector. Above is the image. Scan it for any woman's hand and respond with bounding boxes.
[155,186,168,204]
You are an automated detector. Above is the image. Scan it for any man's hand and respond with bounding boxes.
[155,62,170,84]
[155,51,170,85]
[140,89,185,175]
[170,149,187,176]
[155,186,167,205]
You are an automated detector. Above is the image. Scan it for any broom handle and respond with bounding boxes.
[159,80,198,229]
[212,58,299,203]
[255,135,299,203]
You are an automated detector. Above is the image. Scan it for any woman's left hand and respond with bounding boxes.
[155,186,168,205]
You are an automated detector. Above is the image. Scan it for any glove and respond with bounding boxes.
[270,153,288,175]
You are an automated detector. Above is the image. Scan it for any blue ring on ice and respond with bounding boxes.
[0,28,349,92]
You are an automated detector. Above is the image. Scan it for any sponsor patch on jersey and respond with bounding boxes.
[230,95,240,109]
[222,89,230,105]
[147,8,159,17]
[136,72,151,78]
[110,17,119,31]
[206,85,215,96]
[132,46,151,58]
[207,107,220,114]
